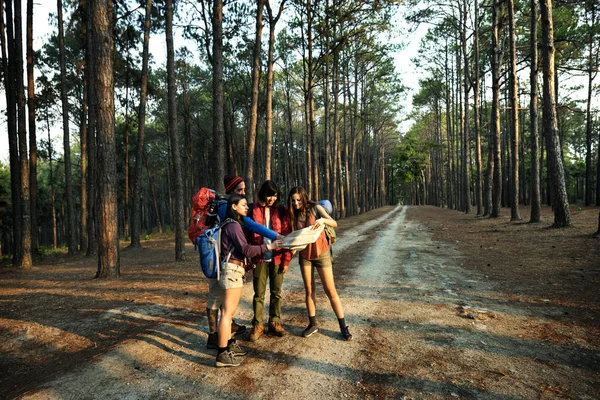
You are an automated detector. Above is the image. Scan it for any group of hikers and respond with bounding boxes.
[203,174,352,368]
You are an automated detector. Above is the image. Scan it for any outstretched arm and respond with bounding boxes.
[242,216,278,240]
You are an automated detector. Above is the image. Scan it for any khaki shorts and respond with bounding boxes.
[299,249,332,269]
[219,263,246,289]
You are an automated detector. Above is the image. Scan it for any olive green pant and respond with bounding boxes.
[252,261,284,326]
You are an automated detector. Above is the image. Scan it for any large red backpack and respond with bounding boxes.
[187,188,226,244]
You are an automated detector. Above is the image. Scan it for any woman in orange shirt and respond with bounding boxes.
[287,186,352,341]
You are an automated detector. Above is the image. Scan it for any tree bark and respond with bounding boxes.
[85,0,98,257]
[508,0,521,221]
[130,0,152,249]
[461,0,471,214]
[473,0,483,215]
[529,0,541,223]
[1,0,22,265]
[246,0,267,200]
[166,0,185,261]
[212,0,225,192]
[15,0,32,268]
[93,0,120,278]
[584,3,597,207]
[57,0,76,254]
[540,0,571,228]
[490,0,502,218]
[26,0,37,256]
[265,1,285,181]
[80,64,88,253]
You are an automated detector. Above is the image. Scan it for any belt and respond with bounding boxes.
[227,258,244,267]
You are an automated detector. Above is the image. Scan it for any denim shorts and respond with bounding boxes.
[219,263,246,289]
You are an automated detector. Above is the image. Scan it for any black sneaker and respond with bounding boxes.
[215,350,241,367]
[228,340,248,357]
[231,320,247,337]
[301,324,318,338]
[206,332,218,349]
[341,325,353,341]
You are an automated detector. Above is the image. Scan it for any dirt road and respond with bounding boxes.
[7,206,600,399]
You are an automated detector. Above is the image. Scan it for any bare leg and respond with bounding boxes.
[218,286,243,348]
[317,267,344,319]
[300,263,317,317]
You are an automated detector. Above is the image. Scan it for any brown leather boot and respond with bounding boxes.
[268,321,287,337]
[248,324,264,341]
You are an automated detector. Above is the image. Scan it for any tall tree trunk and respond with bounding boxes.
[1,0,22,264]
[473,0,483,215]
[123,55,130,239]
[461,0,471,214]
[246,0,267,200]
[58,0,76,254]
[47,121,57,249]
[584,2,597,207]
[490,0,502,218]
[15,0,32,268]
[307,0,318,198]
[85,0,98,257]
[212,0,225,192]
[508,0,521,221]
[540,0,571,227]
[80,66,88,253]
[166,0,185,261]
[265,1,285,181]
[93,0,120,278]
[26,0,38,256]
[144,151,162,234]
[130,0,152,249]
[529,0,541,223]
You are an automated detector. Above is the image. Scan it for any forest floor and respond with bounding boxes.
[1,204,599,399]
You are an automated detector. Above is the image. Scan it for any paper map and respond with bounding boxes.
[281,225,324,250]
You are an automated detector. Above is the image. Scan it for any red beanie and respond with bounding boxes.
[224,175,244,193]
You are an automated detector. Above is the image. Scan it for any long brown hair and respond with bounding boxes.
[287,186,317,230]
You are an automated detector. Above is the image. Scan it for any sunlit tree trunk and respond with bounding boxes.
[540,0,571,227]
[461,0,471,214]
[473,0,483,215]
[508,0,521,221]
[93,0,120,278]
[26,0,38,256]
[1,0,22,264]
[530,0,541,223]
[58,0,76,254]
[490,0,502,218]
[246,0,267,199]
[14,0,32,268]
[265,1,285,181]
[130,0,152,249]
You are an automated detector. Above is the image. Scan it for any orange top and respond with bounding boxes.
[295,208,329,260]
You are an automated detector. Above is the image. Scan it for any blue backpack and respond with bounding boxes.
[197,219,234,279]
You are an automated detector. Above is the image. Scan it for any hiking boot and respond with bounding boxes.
[206,332,218,349]
[268,321,287,337]
[301,324,318,338]
[228,340,248,357]
[248,324,264,342]
[215,350,241,367]
[341,325,353,341]
[231,320,247,337]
